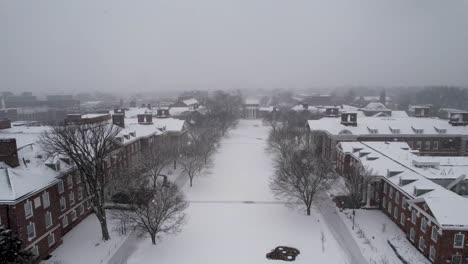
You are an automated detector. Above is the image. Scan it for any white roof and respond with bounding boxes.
[152,118,187,133]
[81,113,109,119]
[339,141,468,228]
[308,116,468,136]
[0,126,73,202]
[182,98,199,106]
[169,107,192,116]
[244,98,260,105]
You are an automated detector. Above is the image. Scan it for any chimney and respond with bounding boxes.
[449,112,468,126]
[0,119,11,129]
[325,107,339,117]
[145,114,153,123]
[137,114,145,123]
[341,112,357,126]
[0,138,19,168]
[112,114,125,128]
[302,103,309,109]
[414,106,430,117]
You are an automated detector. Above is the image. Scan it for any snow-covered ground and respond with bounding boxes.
[43,212,129,264]
[338,209,429,264]
[126,120,350,264]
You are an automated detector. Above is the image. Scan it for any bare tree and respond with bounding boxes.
[189,126,220,165]
[179,143,205,187]
[343,164,373,209]
[40,122,121,240]
[113,181,188,245]
[270,147,337,215]
[267,124,303,158]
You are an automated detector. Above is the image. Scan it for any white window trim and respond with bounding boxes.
[42,192,50,209]
[24,200,33,219]
[58,180,64,194]
[27,222,36,241]
[400,213,405,226]
[60,196,67,211]
[421,218,427,233]
[419,236,425,251]
[431,226,438,242]
[411,210,417,224]
[48,233,55,246]
[409,228,415,242]
[62,215,69,227]
[45,211,53,229]
[429,245,436,261]
[453,233,464,249]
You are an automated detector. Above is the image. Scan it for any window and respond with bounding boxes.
[409,228,415,242]
[62,215,69,227]
[429,245,436,261]
[416,141,422,150]
[383,182,387,194]
[45,211,53,229]
[69,192,75,205]
[402,197,407,209]
[58,180,64,194]
[454,233,464,248]
[389,188,393,198]
[452,254,462,264]
[71,210,77,221]
[79,204,84,215]
[34,197,41,208]
[75,173,81,184]
[48,233,55,246]
[42,192,50,209]
[27,222,36,240]
[382,197,386,209]
[67,175,73,189]
[421,218,427,233]
[60,196,66,211]
[411,210,417,224]
[433,141,439,150]
[431,226,438,242]
[400,213,405,226]
[425,141,431,150]
[395,192,399,203]
[419,236,425,251]
[387,201,392,214]
[394,207,398,219]
[78,187,83,200]
[30,245,39,257]
[24,200,33,219]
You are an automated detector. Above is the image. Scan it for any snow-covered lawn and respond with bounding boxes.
[126,120,350,264]
[338,209,429,264]
[43,212,128,264]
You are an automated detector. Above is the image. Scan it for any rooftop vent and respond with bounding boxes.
[399,177,417,186]
[412,159,439,169]
[413,186,433,197]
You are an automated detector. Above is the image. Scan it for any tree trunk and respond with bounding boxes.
[151,233,156,245]
[94,198,111,241]
[189,177,193,187]
[306,206,311,216]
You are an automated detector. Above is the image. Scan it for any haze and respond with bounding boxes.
[1,0,468,93]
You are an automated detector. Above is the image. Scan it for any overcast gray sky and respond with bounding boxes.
[1,0,467,94]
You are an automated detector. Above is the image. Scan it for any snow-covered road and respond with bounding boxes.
[125,120,352,264]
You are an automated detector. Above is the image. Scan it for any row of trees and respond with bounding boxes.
[36,90,242,247]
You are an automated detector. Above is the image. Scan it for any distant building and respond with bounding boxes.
[306,112,468,161]
[243,98,260,119]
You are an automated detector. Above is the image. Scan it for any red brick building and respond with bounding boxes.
[0,109,188,262]
[337,141,468,264]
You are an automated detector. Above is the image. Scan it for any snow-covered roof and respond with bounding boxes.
[169,107,192,117]
[81,113,109,119]
[308,116,468,136]
[244,98,260,105]
[362,102,389,111]
[152,118,187,133]
[338,141,468,228]
[0,126,74,202]
[182,98,199,106]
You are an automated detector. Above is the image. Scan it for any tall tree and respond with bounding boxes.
[112,181,188,245]
[0,225,33,264]
[179,142,206,187]
[343,164,373,209]
[40,122,121,241]
[270,147,337,215]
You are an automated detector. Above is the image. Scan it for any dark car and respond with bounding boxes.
[266,246,300,261]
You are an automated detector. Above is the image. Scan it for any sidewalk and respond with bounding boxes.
[316,194,370,264]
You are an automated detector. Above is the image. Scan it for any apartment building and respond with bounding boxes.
[337,141,468,264]
[0,110,188,262]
